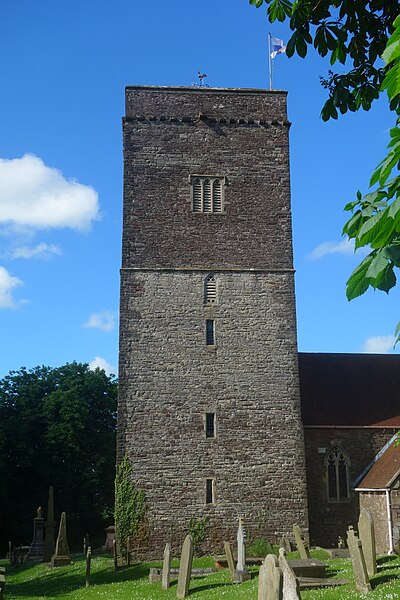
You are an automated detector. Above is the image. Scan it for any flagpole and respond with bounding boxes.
[268,32,272,90]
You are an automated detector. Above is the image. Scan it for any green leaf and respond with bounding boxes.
[376,265,396,293]
[346,254,374,300]
[357,209,389,247]
[366,251,389,280]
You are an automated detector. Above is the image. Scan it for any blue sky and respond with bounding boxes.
[0,0,396,379]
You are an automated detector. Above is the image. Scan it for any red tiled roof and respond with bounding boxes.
[357,442,400,489]
[298,353,400,427]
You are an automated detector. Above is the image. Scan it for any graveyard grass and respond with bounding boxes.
[1,550,400,599]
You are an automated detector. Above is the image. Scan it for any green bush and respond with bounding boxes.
[247,538,275,558]
[114,456,147,552]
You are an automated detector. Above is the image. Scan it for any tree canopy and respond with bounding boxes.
[251,1,400,340]
[0,362,117,554]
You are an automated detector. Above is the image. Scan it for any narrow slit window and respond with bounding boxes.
[206,319,215,346]
[206,479,214,504]
[206,413,215,438]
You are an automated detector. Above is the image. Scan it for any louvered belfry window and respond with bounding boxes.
[204,274,217,305]
[190,176,225,213]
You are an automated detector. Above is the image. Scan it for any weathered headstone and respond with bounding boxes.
[279,535,292,553]
[358,509,377,578]
[293,524,311,559]
[0,572,4,600]
[233,517,251,582]
[278,548,301,600]
[258,553,283,600]
[347,526,372,595]
[338,536,345,549]
[176,534,194,599]
[44,486,56,562]
[104,525,115,551]
[83,533,90,557]
[28,506,45,560]
[224,541,235,579]
[50,512,71,568]
[162,542,172,590]
[113,539,118,572]
[85,547,91,588]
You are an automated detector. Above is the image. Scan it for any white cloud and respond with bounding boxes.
[0,266,23,308]
[0,154,100,232]
[307,238,355,260]
[89,356,117,377]
[83,310,115,332]
[11,242,62,259]
[361,335,396,354]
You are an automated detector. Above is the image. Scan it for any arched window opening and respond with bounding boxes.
[190,176,225,213]
[327,446,349,501]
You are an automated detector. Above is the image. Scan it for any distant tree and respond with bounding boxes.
[0,362,117,554]
[250,2,400,338]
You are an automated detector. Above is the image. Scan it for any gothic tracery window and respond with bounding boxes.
[326,446,349,501]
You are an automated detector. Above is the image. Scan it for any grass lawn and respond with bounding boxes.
[1,551,400,599]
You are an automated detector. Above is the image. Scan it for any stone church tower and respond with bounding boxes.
[118,85,309,556]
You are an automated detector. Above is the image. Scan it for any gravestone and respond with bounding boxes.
[278,548,301,600]
[224,541,235,579]
[104,525,115,550]
[162,542,172,590]
[113,539,118,572]
[258,553,283,600]
[293,524,311,559]
[358,509,377,578]
[347,526,372,595]
[279,535,292,553]
[28,506,45,560]
[85,547,91,587]
[233,517,251,582]
[50,512,71,567]
[176,534,194,599]
[44,486,56,562]
[0,571,4,600]
[83,533,90,557]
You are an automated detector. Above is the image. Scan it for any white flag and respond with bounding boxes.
[270,37,286,59]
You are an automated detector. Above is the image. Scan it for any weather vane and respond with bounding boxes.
[192,71,209,87]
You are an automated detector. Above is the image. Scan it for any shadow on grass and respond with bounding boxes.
[377,555,398,566]
[8,559,150,597]
[190,581,235,595]
[371,572,400,590]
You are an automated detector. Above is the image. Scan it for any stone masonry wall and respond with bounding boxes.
[359,492,389,554]
[118,87,308,558]
[304,428,395,548]
[122,86,293,270]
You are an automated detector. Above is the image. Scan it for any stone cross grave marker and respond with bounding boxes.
[358,509,377,578]
[347,525,372,595]
[85,547,91,587]
[258,553,283,600]
[233,517,251,582]
[50,512,71,568]
[278,548,301,600]
[293,524,311,559]
[162,542,172,590]
[176,534,194,599]
[224,541,235,579]
[44,486,56,563]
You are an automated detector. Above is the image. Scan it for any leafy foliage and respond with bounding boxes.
[0,362,117,553]
[188,516,209,556]
[342,15,400,338]
[114,456,147,553]
[249,0,398,120]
